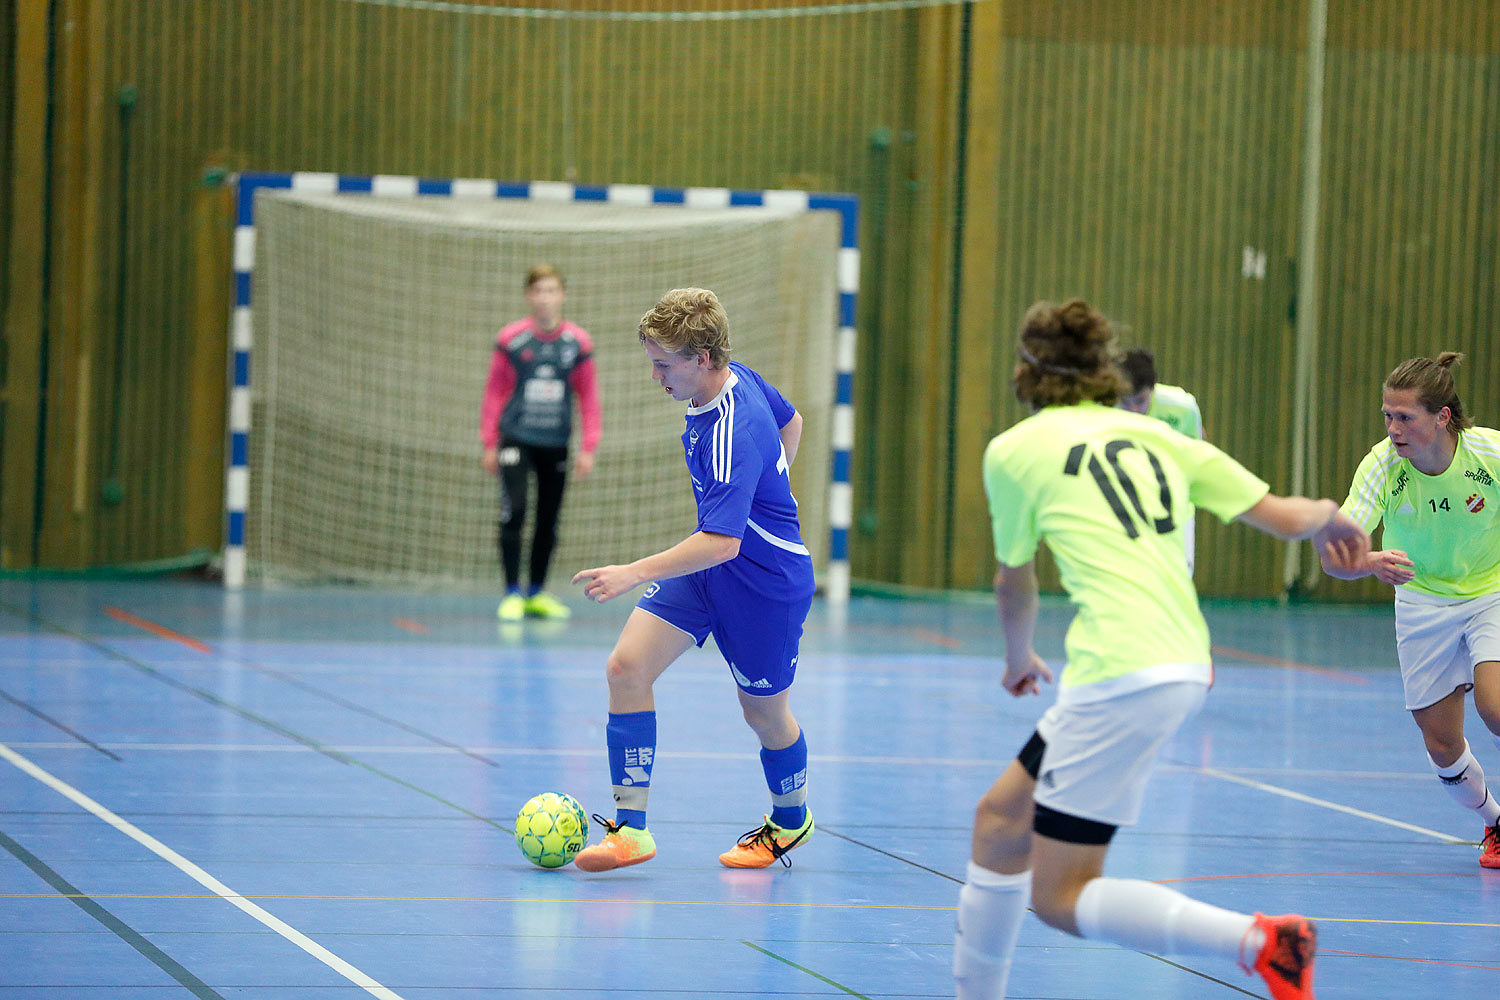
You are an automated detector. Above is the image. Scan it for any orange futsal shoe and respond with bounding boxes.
[573,816,656,872]
[718,812,814,869]
[1241,913,1317,1000]
[1481,825,1500,869]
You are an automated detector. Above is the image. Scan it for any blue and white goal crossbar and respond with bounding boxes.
[225,171,858,603]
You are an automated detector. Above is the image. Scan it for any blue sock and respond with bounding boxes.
[526,584,542,597]
[761,731,808,829]
[607,711,656,829]
[506,586,522,596]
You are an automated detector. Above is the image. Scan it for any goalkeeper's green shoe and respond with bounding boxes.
[497,593,526,622]
[524,592,571,620]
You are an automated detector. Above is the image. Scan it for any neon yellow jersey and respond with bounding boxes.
[983,402,1269,703]
[1341,427,1500,599]
[1147,383,1203,439]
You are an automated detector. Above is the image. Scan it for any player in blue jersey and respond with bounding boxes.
[571,287,817,872]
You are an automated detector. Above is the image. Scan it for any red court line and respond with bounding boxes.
[393,618,429,635]
[1210,644,1369,684]
[909,628,962,649]
[1321,948,1500,973]
[104,607,214,655]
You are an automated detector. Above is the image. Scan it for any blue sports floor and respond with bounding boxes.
[2,577,1497,998]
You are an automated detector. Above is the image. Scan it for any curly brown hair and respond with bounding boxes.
[1013,298,1123,408]
[1384,352,1472,431]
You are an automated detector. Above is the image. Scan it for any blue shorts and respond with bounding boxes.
[636,570,811,696]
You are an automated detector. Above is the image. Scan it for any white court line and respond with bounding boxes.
[1191,763,1469,844]
[0,741,406,999]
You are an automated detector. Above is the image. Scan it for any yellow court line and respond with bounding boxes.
[7,892,1498,929]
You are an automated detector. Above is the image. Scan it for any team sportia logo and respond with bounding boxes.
[1468,493,1486,514]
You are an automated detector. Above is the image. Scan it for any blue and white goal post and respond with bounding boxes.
[224,171,858,603]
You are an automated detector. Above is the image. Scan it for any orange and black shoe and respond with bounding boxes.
[1241,912,1317,1000]
[1480,824,1500,869]
[718,812,814,869]
[574,815,656,872]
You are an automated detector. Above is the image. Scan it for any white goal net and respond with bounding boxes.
[245,191,839,591]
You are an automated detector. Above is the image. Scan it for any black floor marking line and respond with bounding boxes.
[19,597,500,768]
[223,659,501,768]
[823,825,1268,998]
[0,602,352,765]
[1,602,514,835]
[819,825,963,883]
[0,688,123,761]
[741,940,875,999]
[1145,954,1264,997]
[0,827,225,1000]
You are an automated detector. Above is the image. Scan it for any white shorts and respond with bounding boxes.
[1394,589,1500,711]
[1033,681,1208,828]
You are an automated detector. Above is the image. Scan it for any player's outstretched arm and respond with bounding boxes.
[572,531,741,603]
[1236,494,1372,574]
[994,560,1053,697]
[1320,545,1414,584]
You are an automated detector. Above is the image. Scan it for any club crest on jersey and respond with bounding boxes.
[687,428,699,457]
[1468,493,1486,514]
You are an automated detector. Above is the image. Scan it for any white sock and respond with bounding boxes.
[1074,877,1256,960]
[1431,742,1500,826]
[954,861,1031,1000]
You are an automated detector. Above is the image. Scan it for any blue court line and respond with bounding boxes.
[209,657,502,767]
[105,604,502,767]
[0,687,122,760]
[0,826,225,999]
[1,602,512,833]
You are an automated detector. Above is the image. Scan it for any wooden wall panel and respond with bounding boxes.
[1312,2,1500,601]
[974,1,1305,596]
[6,0,1497,599]
[11,0,937,574]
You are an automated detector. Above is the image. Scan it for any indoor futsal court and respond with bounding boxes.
[2,576,1495,998]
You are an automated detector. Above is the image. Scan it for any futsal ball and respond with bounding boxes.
[515,792,589,868]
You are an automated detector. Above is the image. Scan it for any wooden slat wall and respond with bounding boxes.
[0,0,15,548]
[4,0,1498,599]
[970,0,1306,596]
[6,0,942,572]
[1313,0,1500,601]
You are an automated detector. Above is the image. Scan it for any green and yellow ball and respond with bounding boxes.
[515,792,589,868]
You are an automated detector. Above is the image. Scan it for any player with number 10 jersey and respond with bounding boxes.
[983,402,1267,702]
[954,299,1368,1000]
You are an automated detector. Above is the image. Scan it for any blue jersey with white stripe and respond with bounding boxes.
[683,361,816,599]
